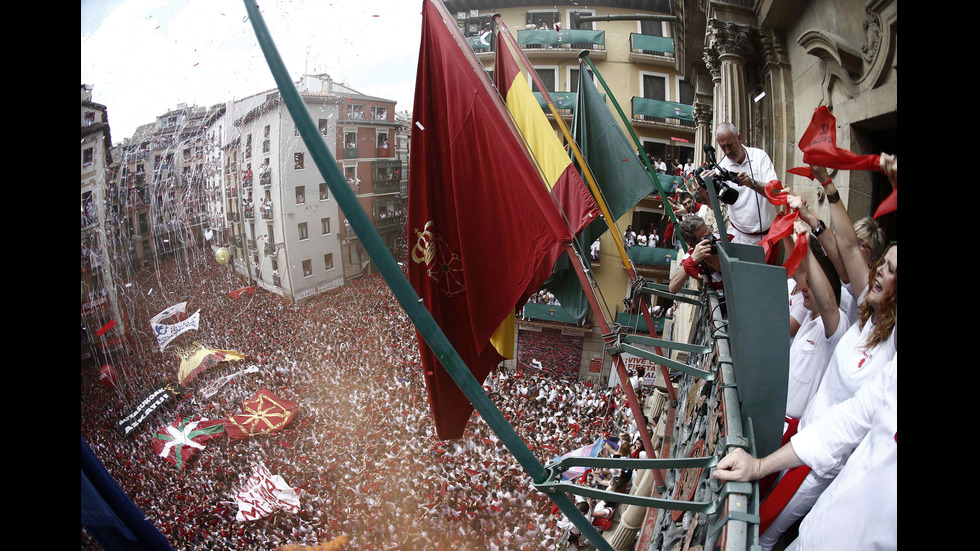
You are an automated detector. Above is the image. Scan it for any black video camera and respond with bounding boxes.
[693,144,741,205]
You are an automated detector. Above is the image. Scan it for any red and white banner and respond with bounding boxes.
[235,463,300,522]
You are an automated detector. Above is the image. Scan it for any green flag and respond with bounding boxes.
[540,64,658,324]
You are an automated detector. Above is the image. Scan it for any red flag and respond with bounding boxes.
[223,388,299,440]
[408,0,572,439]
[798,106,881,172]
[230,286,255,299]
[98,363,118,390]
[95,319,116,337]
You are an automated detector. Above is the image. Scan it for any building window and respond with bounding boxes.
[568,67,595,93]
[319,119,329,135]
[371,106,387,121]
[294,152,305,170]
[321,217,331,235]
[348,104,364,119]
[319,183,329,200]
[82,147,94,168]
[324,253,334,270]
[302,259,313,277]
[344,131,357,150]
[296,186,305,204]
[298,222,309,241]
[532,66,557,93]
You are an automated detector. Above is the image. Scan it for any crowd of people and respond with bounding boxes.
[81,246,650,550]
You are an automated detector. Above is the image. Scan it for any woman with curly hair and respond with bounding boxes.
[755,161,897,551]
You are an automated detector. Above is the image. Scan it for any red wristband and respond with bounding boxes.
[821,177,833,187]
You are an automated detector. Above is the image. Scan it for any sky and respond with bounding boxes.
[81,0,424,143]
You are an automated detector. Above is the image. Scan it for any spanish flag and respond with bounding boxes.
[493,33,602,238]
[491,32,602,348]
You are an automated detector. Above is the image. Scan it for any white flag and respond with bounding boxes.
[235,463,300,522]
[150,302,188,325]
[152,309,201,351]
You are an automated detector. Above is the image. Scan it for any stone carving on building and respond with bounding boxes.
[797,0,896,109]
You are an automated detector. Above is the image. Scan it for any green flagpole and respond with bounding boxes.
[578,52,687,251]
[241,2,615,549]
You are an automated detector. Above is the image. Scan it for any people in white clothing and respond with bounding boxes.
[712,356,896,550]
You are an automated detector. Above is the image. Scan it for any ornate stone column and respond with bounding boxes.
[603,468,656,550]
[758,27,794,182]
[705,20,750,136]
[692,73,715,167]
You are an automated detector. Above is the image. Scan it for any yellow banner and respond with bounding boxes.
[176,341,246,385]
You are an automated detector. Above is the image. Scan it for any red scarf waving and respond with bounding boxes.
[799,106,882,172]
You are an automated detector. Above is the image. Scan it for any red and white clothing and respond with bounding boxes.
[760,288,895,550]
[788,356,897,550]
[785,308,849,420]
[679,244,724,296]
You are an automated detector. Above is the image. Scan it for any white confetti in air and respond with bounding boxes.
[415,121,424,130]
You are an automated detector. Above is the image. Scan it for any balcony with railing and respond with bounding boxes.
[471,28,607,60]
[628,33,676,66]
[631,97,696,129]
[372,160,402,194]
[343,147,359,159]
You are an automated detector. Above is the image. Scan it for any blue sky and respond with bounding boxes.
[81,0,423,142]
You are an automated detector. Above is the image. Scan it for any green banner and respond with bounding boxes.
[632,97,694,122]
[522,302,580,325]
[627,246,676,267]
[630,33,675,54]
[517,29,605,46]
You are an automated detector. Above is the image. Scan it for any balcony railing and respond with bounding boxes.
[629,33,675,57]
[631,97,695,127]
[376,147,390,158]
[343,147,358,159]
[517,28,605,51]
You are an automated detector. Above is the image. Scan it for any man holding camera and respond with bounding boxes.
[703,122,778,247]
[669,214,723,297]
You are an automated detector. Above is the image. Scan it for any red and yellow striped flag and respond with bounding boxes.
[493,33,601,237]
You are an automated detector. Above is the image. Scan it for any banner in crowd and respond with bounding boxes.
[235,462,300,522]
[152,309,201,352]
[150,301,188,324]
[151,415,226,469]
[175,341,246,385]
[95,319,116,337]
[408,0,572,440]
[223,388,299,440]
[117,384,182,436]
[199,365,260,398]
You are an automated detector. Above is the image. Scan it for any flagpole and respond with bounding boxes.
[241,2,614,549]
[579,51,687,252]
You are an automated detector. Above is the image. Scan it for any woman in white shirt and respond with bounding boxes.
[757,180,897,550]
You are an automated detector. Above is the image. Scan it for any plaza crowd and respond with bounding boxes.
[81,247,647,550]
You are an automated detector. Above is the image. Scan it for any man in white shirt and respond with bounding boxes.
[704,123,778,247]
